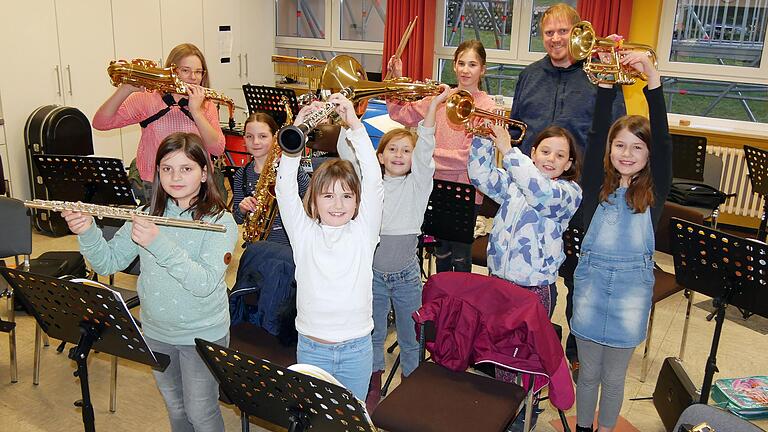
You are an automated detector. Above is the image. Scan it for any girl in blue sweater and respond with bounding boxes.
[63,132,237,432]
[468,124,583,315]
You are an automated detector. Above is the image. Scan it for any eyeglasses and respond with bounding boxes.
[177,67,206,77]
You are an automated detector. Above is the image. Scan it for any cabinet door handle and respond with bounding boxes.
[244,53,248,77]
[238,54,242,78]
[54,65,62,96]
[66,65,73,95]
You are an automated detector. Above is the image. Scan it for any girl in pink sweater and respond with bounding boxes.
[386,39,495,272]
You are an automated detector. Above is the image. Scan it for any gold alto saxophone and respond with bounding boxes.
[242,97,294,243]
[107,58,236,128]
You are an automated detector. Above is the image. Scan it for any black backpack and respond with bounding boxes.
[668,182,730,210]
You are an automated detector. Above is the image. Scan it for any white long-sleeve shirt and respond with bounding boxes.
[275,126,384,342]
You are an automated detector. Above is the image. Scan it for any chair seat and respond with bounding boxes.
[229,322,297,367]
[653,268,684,304]
[372,362,527,432]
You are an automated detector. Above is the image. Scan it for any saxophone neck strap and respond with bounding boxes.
[139,93,194,128]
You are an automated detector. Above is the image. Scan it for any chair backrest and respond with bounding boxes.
[558,225,584,280]
[477,194,500,218]
[674,404,763,432]
[703,152,724,190]
[672,134,707,182]
[655,201,705,255]
[0,197,33,258]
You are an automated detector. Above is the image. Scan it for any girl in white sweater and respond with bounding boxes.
[275,92,384,401]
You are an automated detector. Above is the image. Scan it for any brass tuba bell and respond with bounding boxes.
[568,21,658,85]
[445,90,527,143]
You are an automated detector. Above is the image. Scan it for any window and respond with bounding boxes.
[275,0,385,52]
[656,0,768,123]
[658,0,768,84]
[662,76,768,123]
[435,0,577,97]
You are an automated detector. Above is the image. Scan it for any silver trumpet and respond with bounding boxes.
[24,200,227,233]
[277,87,353,154]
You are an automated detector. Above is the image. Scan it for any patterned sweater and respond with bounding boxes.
[468,140,582,286]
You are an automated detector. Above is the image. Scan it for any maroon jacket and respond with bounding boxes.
[413,272,575,410]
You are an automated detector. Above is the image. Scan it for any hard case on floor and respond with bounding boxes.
[654,357,701,431]
[24,105,94,236]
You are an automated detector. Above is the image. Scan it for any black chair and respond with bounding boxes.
[471,195,501,271]
[0,196,86,383]
[640,202,704,382]
[674,404,763,432]
[374,272,568,432]
[0,197,138,412]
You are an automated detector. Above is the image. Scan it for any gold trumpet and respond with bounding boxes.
[568,21,658,85]
[107,59,236,128]
[24,200,227,232]
[445,90,527,142]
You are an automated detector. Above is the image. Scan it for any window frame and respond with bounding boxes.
[656,0,768,86]
[275,0,384,56]
[432,0,551,80]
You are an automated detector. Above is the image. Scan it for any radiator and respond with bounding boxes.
[708,146,764,218]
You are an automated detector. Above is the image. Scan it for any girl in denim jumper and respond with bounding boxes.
[570,52,672,432]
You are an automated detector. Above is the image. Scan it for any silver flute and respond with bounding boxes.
[24,200,227,233]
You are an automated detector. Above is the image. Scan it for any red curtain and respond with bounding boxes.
[382,0,436,80]
[577,0,633,37]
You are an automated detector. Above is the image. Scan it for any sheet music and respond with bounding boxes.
[69,278,156,363]
[363,113,404,134]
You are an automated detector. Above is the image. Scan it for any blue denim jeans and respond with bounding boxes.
[372,259,422,377]
[297,333,373,402]
[146,333,229,432]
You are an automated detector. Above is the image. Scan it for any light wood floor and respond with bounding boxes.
[1,228,766,431]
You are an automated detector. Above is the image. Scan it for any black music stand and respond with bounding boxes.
[32,155,135,205]
[422,179,477,244]
[743,145,768,242]
[672,134,707,182]
[242,84,299,126]
[0,267,169,432]
[195,339,375,432]
[670,218,768,404]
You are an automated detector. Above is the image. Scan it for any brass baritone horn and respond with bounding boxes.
[445,90,528,143]
[24,200,227,232]
[568,21,658,86]
[107,58,236,128]
[319,54,443,115]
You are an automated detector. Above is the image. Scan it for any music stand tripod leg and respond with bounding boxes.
[699,299,727,404]
[70,322,101,432]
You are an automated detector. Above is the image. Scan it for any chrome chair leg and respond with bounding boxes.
[110,356,118,413]
[523,384,534,432]
[33,323,42,385]
[641,304,655,383]
[679,289,694,361]
[7,292,18,383]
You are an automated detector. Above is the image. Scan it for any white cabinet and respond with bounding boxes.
[111,0,206,165]
[203,0,275,119]
[161,0,205,61]
[0,0,117,199]
[56,0,122,160]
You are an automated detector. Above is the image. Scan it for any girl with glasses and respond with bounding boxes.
[93,43,225,204]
